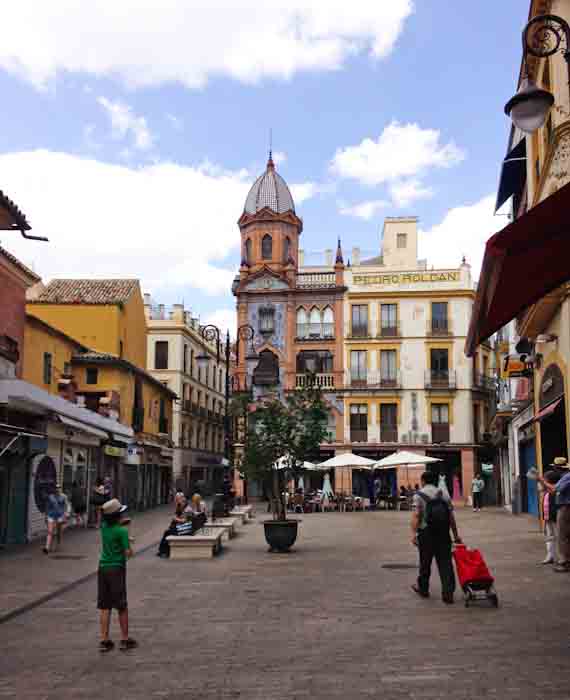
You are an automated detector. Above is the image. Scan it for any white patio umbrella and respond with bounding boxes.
[373,450,442,487]
[317,452,377,469]
[373,451,442,469]
[273,456,318,471]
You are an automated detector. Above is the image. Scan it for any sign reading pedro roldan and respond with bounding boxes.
[353,271,460,286]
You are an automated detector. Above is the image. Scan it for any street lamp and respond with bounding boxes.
[505,14,570,133]
[198,323,256,465]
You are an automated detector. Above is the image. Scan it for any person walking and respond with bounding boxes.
[538,469,562,565]
[92,478,106,527]
[548,458,570,573]
[471,473,485,512]
[410,471,462,604]
[43,485,67,554]
[71,480,87,527]
[97,498,137,652]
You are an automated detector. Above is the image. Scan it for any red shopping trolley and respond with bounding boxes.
[453,544,498,608]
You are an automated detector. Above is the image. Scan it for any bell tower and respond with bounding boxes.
[237,153,303,277]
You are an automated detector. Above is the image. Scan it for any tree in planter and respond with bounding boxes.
[242,380,329,520]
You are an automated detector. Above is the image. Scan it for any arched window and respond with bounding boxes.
[323,307,334,338]
[262,234,272,260]
[245,238,252,265]
[309,307,321,337]
[283,236,291,263]
[296,308,308,338]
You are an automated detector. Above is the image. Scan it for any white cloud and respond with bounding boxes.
[0,2,413,89]
[419,195,503,278]
[204,309,236,336]
[0,150,256,296]
[273,151,287,165]
[389,178,433,207]
[331,121,465,186]
[97,97,153,151]
[339,199,388,220]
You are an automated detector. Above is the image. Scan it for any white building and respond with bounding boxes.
[339,217,494,501]
[145,299,228,494]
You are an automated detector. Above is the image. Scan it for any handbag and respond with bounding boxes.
[91,491,106,506]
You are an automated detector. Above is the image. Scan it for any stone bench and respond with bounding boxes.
[230,505,254,522]
[167,529,223,559]
[205,518,238,541]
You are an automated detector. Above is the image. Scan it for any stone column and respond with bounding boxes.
[461,448,475,506]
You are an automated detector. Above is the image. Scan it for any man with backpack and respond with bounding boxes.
[410,471,462,604]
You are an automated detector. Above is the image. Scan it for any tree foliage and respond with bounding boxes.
[241,381,330,519]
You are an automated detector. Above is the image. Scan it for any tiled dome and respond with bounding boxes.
[244,154,295,215]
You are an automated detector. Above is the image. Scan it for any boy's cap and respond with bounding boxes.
[101,498,127,515]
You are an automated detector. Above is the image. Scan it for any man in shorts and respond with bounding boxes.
[98,498,137,652]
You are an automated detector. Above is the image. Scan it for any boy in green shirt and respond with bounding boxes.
[98,498,137,652]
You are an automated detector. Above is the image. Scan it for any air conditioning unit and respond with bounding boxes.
[421,434,429,444]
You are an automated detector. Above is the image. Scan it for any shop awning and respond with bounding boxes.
[532,398,562,423]
[495,138,526,213]
[0,378,133,440]
[466,179,570,356]
[55,414,108,439]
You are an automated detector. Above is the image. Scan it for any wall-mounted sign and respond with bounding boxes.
[125,446,143,465]
[353,271,460,286]
[481,463,494,475]
[104,445,126,458]
[32,454,57,513]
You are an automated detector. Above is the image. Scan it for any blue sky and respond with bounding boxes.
[0,1,527,331]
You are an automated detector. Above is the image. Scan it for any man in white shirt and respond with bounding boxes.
[410,471,462,604]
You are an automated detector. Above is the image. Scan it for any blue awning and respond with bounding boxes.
[495,138,526,213]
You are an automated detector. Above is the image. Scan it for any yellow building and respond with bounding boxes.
[27,279,147,368]
[26,280,177,508]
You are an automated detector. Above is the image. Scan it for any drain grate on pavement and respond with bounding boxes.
[382,563,417,570]
[49,555,86,560]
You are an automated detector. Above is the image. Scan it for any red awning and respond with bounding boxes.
[532,398,562,423]
[466,179,570,356]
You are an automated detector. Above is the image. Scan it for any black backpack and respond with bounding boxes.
[420,491,451,535]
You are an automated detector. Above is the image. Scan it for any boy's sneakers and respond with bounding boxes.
[120,638,138,651]
[99,640,115,653]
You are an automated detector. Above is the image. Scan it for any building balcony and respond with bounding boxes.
[296,323,335,341]
[425,370,456,391]
[377,322,401,339]
[346,324,372,339]
[350,429,368,443]
[348,371,402,391]
[426,319,452,337]
[380,426,398,443]
[296,272,336,289]
[431,423,450,443]
[473,373,496,393]
[296,373,335,389]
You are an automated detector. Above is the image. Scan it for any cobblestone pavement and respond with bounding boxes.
[0,504,172,621]
[2,507,570,699]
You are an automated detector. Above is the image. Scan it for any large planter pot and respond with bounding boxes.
[263,519,299,553]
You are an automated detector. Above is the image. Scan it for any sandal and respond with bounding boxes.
[120,638,138,651]
[99,640,115,653]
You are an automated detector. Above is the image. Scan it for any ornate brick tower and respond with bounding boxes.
[233,153,345,439]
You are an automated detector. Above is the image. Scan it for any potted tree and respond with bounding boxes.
[241,381,329,552]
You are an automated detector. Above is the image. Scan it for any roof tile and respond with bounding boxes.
[33,279,139,304]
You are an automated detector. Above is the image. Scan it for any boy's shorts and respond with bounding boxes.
[97,567,127,610]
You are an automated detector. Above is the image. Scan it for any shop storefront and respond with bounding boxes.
[537,364,567,471]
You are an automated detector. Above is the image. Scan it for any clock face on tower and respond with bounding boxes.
[244,275,289,291]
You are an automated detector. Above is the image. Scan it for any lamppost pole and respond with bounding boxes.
[198,323,256,473]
